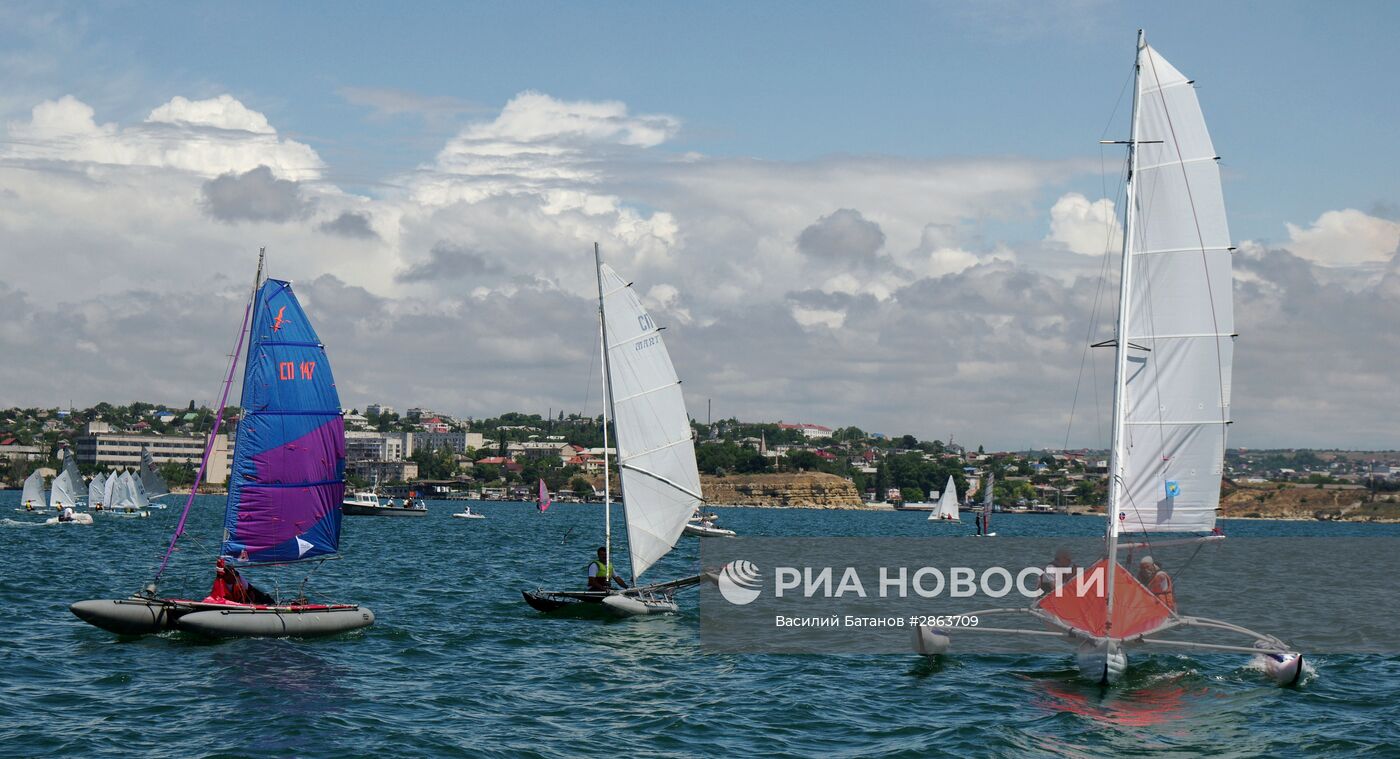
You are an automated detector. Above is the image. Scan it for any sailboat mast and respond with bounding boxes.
[593,242,619,578]
[153,246,265,587]
[1104,30,1146,626]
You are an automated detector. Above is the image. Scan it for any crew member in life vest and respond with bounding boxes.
[1137,555,1176,611]
[586,546,629,592]
[204,558,276,604]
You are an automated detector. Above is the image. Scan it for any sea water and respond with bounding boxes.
[2,491,1396,757]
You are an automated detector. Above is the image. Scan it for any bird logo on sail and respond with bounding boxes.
[272,306,287,332]
[717,560,762,606]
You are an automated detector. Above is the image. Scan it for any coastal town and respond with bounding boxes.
[4,401,1397,521]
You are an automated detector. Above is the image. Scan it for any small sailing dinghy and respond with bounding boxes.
[17,470,45,512]
[523,244,706,617]
[106,471,150,518]
[71,250,374,639]
[973,473,996,537]
[61,449,87,507]
[88,472,107,512]
[138,447,171,507]
[916,32,1303,686]
[927,476,961,522]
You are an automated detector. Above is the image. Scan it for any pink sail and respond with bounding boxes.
[537,478,551,512]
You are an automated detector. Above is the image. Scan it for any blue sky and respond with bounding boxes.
[13,1,1397,243]
[2,1,1398,448]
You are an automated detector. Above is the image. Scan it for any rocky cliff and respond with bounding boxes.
[701,472,866,509]
[1220,481,1400,522]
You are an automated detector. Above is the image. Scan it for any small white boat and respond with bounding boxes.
[683,520,735,538]
[451,506,486,519]
[46,512,94,525]
[927,476,961,523]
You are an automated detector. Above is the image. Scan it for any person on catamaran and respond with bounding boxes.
[1039,548,1077,593]
[1137,556,1176,611]
[205,558,276,605]
[586,546,629,592]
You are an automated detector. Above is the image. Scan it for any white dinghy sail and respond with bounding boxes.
[49,469,81,512]
[20,470,46,511]
[929,475,960,521]
[914,31,1303,687]
[88,472,107,510]
[139,447,171,502]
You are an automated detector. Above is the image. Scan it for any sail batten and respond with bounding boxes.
[598,262,702,580]
[220,278,345,565]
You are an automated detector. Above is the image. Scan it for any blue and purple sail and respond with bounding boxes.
[220,279,346,565]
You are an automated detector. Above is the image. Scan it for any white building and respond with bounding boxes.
[365,403,394,417]
[778,423,834,440]
[75,432,231,484]
[417,430,484,454]
[345,431,414,462]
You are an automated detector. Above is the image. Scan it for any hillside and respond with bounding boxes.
[701,472,865,509]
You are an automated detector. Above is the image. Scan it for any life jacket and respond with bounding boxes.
[1148,570,1176,610]
[589,560,613,578]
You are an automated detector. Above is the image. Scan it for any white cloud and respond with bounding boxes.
[2,88,1397,449]
[1046,191,1121,256]
[1283,208,1400,267]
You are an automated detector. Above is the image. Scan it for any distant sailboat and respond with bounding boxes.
[928,475,960,522]
[103,470,118,509]
[72,249,375,638]
[537,478,551,512]
[523,244,706,616]
[139,447,171,507]
[19,470,45,511]
[88,472,107,511]
[49,469,81,512]
[107,471,149,518]
[914,31,1303,686]
[975,473,996,537]
[61,449,86,506]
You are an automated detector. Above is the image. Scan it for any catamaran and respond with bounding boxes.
[522,244,706,616]
[927,475,960,522]
[915,31,1303,686]
[71,249,375,638]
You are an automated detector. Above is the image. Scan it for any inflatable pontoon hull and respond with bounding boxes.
[176,605,375,638]
[71,598,184,635]
[1076,641,1129,684]
[914,625,951,655]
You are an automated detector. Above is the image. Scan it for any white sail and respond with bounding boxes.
[62,449,86,503]
[930,475,960,520]
[599,262,702,580]
[132,471,151,510]
[111,472,139,510]
[88,472,107,508]
[21,470,46,509]
[1116,43,1233,534]
[103,470,118,507]
[49,470,80,510]
[139,447,170,497]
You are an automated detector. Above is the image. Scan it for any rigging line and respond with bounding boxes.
[1145,47,1232,451]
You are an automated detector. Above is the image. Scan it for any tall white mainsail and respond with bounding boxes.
[49,470,80,510]
[62,449,85,501]
[598,262,702,581]
[89,472,107,508]
[930,475,960,521]
[1110,37,1234,535]
[21,470,46,509]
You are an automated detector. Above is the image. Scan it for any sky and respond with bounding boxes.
[1,1,1397,450]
